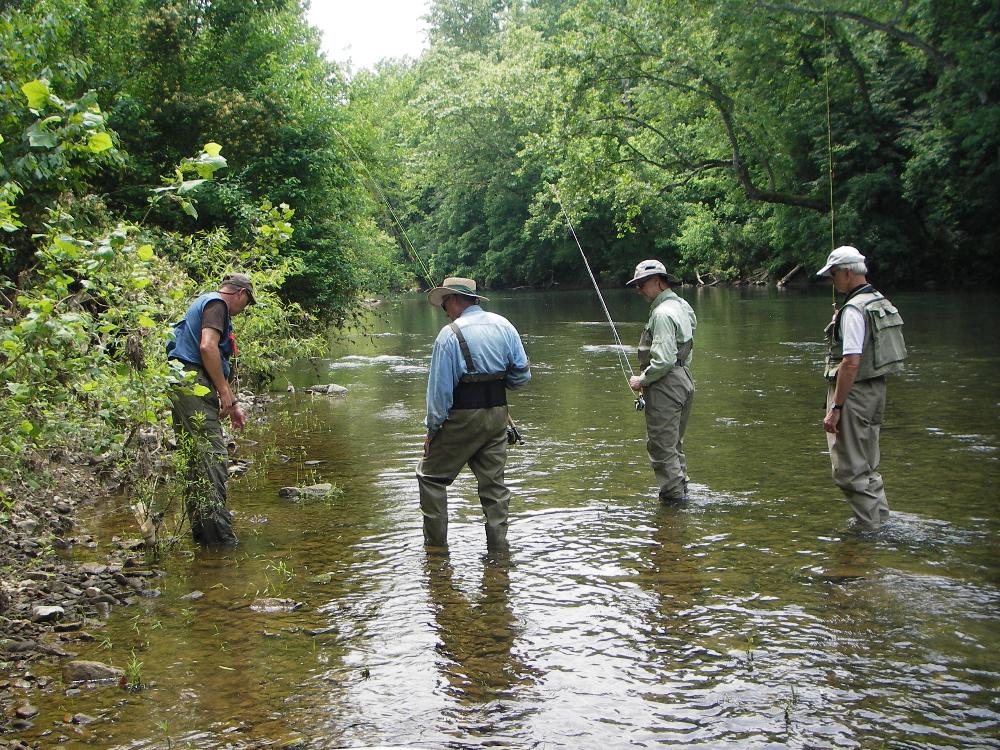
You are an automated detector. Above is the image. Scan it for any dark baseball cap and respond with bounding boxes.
[221,272,256,305]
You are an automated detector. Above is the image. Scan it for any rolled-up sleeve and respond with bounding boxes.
[505,328,531,389]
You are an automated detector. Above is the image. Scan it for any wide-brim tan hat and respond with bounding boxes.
[427,277,489,306]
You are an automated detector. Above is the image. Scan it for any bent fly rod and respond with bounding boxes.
[552,186,644,412]
[333,126,526,438]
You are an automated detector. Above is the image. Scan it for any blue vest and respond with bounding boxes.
[166,292,235,379]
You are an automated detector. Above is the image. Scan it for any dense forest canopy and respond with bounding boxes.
[362,0,998,289]
[3,0,997,304]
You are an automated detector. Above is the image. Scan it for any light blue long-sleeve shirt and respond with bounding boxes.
[425,305,531,435]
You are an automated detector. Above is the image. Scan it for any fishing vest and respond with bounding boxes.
[824,288,906,382]
[448,322,507,410]
[166,292,235,380]
[637,297,694,372]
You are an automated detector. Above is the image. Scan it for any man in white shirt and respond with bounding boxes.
[817,246,906,531]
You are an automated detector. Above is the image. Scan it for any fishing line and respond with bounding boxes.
[552,186,643,409]
[333,128,532,439]
[331,126,435,289]
[823,16,837,310]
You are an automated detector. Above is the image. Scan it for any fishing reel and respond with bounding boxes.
[635,395,646,412]
[506,423,523,445]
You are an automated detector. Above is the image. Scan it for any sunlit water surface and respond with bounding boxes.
[25,288,1000,749]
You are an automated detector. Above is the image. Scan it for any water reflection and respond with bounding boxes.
[425,551,535,705]
[29,288,1000,750]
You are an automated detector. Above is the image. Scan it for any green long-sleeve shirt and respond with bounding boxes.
[638,289,697,386]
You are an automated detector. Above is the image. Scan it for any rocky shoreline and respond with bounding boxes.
[0,456,168,746]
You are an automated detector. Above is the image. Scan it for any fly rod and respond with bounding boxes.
[552,186,644,411]
[334,126,527,437]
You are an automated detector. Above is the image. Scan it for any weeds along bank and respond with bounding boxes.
[0,82,330,731]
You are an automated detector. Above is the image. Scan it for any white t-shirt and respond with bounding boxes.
[840,305,866,356]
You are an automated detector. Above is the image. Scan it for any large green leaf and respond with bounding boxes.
[21,80,50,109]
[88,132,113,153]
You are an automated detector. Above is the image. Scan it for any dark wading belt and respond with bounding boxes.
[448,322,507,410]
[675,339,693,366]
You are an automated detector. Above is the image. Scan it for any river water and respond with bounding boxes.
[29,287,1000,748]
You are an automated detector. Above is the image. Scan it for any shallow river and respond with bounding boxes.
[31,287,1000,748]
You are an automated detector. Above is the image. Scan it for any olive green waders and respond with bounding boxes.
[826,378,889,531]
[644,366,695,501]
[417,406,510,550]
[170,369,238,545]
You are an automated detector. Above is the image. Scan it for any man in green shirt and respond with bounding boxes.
[626,260,697,502]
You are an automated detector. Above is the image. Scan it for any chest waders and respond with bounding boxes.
[416,322,513,552]
[636,306,695,503]
[822,285,906,531]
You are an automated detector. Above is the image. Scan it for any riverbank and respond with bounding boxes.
[0,451,169,744]
[0,389,270,745]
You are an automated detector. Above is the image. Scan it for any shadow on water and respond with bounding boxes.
[21,287,1000,749]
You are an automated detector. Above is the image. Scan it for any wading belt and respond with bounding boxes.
[448,322,507,410]
[676,339,694,367]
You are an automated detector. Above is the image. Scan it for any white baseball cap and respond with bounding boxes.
[816,246,866,276]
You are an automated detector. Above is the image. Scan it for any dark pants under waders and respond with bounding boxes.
[170,368,238,546]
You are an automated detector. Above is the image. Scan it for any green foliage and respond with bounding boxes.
[370,0,998,287]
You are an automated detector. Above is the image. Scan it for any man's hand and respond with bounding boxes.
[423,434,432,457]
[628,375,644,393]
[222,401,246,430]
[823,407,841,435]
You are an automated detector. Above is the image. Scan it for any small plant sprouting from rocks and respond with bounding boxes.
[262,558,294,596]
[123,650,145,692]
[744,630,757,673]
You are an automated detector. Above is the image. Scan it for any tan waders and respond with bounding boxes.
[644,366,695,501]
[170,369,238,546]
[826,378,889,531]
[417,406,510,551]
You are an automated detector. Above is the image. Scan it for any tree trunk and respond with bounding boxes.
[777,263,803,288]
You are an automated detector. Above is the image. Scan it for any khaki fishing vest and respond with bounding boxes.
[824,290,906,381]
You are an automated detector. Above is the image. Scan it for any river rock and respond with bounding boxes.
[250,598,304,613]
[13,517,38,534]
[278,484,333,499]
[305,383,348,396]
[31,605,65,623]
[62,660,124,683]
[3,640,38,653]
[15,702,38,719]
[78,562,108,576]
[180,590,205,601]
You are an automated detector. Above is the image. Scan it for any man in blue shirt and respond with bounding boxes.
[417,277,531,552]
[167,272,255,545]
